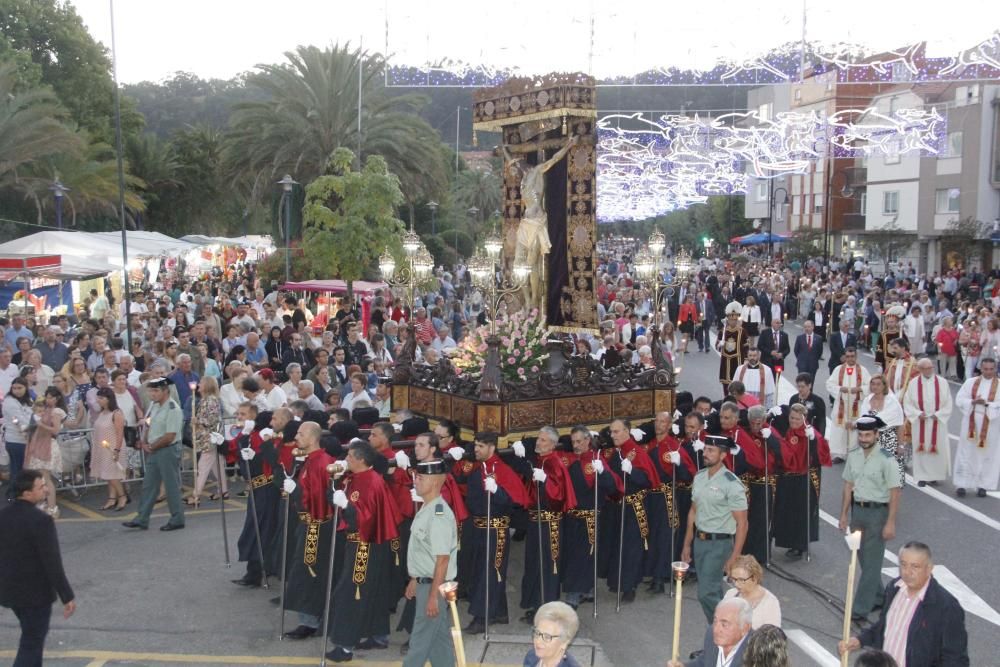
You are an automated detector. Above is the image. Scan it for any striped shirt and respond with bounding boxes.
[883,578,930,667]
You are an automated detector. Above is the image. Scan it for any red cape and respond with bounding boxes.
[743,429,779,475]
[649,435,697,477]
[229,431,271,476]
[342,467,401,544]
[775,425,832,472]
[526,451,578,512]
[441,475,470,522]
[298,448,337,522]
[379,448,416,519]
[722,426,756,473]
[482,453,530,507]
[605,439,661,487]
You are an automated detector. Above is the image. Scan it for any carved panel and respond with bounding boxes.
[477,404,503,433]
[613,391,654,420]
[409,387,434,415]
[452,397,476,430]
[392,385,409,410]
[507,400,554,431]
[553,395,612,427]
[435,393,452,421]
[654,389,675,416]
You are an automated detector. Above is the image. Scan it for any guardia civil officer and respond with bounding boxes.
[839,415,902,621]
[680,434,748,622]
[123,377,185,531]
[402,460,458,667]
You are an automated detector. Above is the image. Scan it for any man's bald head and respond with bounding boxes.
[296,421,321,448]
[917,358,934,377]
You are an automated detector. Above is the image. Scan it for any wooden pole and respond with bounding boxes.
[670,561,689,662]
[441,582,467,667]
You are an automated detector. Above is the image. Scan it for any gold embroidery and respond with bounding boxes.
[250,474,273,490]
[624,490,650,549]
[567,509,596,554]
[473,515,511,581]
[350,536,370,600]
[656,483,679,529]
[529,509,562,573]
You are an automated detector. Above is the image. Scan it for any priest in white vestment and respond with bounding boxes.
[953,357,1000,496]
[903,358,953,486]
[825,348,871,461]
[731,348,776,409]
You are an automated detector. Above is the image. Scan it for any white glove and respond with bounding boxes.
[332,489,348,509]
[630,428,644,441]
[259,427,275,440]
[448,447,464,461]
[242,419,255,435]
[620,458,633,474]
[692,439,705,452]
[512,441,526,458]
[209,432,225,445]
[484,477,498,494]
[592,459,605,475]
[805,425,816,440]
[240,447,255,461]
[282,478,296,494]
[669,451,681,465]
[589,430,599,438]
[392,423,403,433]
[761,427,772,439]
[769,405,783,417]
[671,423,680,435]
[673,409,683,420]
[410,487,421,503]
[532,468,547,483]
[394,450,410,470]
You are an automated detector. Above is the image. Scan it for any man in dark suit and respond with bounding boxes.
[0,470,76,666]
[840,541,969,667]
[828,318,858,374]
[793,320,823,383]
[757,318,790,372]
[667,598,751,667]
[696,291,716,353]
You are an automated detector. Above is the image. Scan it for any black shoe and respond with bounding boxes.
[580,593,594,603]
[283,625,317,640]
[977,488,987,498]
[917,480,927,487]
[464,619,485,635]
[325,647,353,663]
[621,590,636,603]
[957,488,967,497]
[851,613,869,623]
[355,637,388,650]
[122,521,147,530]
[519,610,536,624]
[159,523,184,532]
[785,549,803,560]
[928,480,939,487]
[399,640,409,655]
[647,580,665,594]
[231,578,261,588]
[495,615,509,624]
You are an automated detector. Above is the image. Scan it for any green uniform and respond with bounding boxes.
[843,445,901,616]
[691,466,747,622]
[403,497,457,667]
[132,398,185,529]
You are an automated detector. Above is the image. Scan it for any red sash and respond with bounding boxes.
[916,376,941,453]
[967,377,999,449]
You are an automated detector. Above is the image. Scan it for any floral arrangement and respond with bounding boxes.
[450,309,550,382]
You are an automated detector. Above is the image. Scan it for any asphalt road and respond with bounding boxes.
[1,321,998,666]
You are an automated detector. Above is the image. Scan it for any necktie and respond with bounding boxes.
[775,332,779,348]
[807,335,812,349]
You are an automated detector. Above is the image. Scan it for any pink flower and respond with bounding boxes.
[531,365,539,373]
[478,344,488,353]
[501,337,511,347]
[513,348,521,357]
[519,338,527,346]
[507,356,516,364]
[517,367,526,376]
[523,349,532,360]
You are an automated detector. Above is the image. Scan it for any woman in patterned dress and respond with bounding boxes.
[24,387,68,517]
[90,387,128,510]
[188,375,225,506]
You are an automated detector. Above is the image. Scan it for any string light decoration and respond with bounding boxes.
[595,106,945,222]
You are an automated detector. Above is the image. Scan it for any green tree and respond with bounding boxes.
[783,227,825,263]
[300,147,406,290]
[223,44,448,207]
[941,216,991,270]
[859,220,915,275]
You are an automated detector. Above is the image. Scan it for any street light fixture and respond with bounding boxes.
[49,180,70,229]
[379,234,433,311]
[634,246,676,329]
[469,246,524,336]
[277,174,298,284]
[427,200,439,235]
[771,187,788,260]
[648,229,666,256]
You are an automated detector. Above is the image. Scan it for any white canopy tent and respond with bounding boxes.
[0,231,204,266]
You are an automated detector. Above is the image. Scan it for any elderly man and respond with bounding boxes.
[4,314,33,352]
[952,357,1000,497]
[430,326,457,354]
[243,331,267,370]
[840,541,969,667]
[118,354,142,387]
[510,426,577,622]
[296,379,325,411]
[34,326,68,372]
[731,348,776,409]
[667,598,752,667]
[904,357,953,487]
[826,347,871,463]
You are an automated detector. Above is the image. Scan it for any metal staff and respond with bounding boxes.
[670,561,690,663]
[763,430,771,568]
[278,451,302,640]
[534,477,545,607]
[805,428,812,563]
[670,469,677,597]
[216,440,231,568]
[189,382,198,485]
[484,462,493,642]
[240,446,269,590]
[592,455,599,620]
[840,531,863,667]
[319,463,345,667]
[615,451,628,613]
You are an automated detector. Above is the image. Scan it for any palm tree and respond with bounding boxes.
[0,62,81,187]
[452,167,502,222]
[222,44,447,204]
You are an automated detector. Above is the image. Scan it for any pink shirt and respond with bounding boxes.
[883,578,930,667]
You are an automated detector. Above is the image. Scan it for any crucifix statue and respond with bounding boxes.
[502,132,579,313]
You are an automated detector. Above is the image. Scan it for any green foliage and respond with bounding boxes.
[300,148,406,284]
[782,227,825,263]
[859,220,915,274]
[599,195,750,256]
[941,216,991,270]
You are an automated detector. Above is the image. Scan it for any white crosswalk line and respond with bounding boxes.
[785,629,841,667]
[881,565,1000,628]
[903,473,1000,531]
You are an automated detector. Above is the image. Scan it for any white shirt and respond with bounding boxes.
[716,634,748,667]
[0,362,19,395]
[264,386,287,410]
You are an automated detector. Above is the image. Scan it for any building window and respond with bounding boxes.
[883,191,899,215]
[813,197,824,213]
[884,139,901,165]
[859,192,867,215]
[758,103,772,122]
[791,195,801,215]
[935,188,961,213]
[755,182,768,201]
[942,131,962,158]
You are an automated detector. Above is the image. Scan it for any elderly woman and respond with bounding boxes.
[23,348,54,393]
[523,601,582,667]
[188,375,226,505]
[280,362,302,397]
[722,555,782,629]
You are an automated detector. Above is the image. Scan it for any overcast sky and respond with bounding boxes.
[71,0,997,84]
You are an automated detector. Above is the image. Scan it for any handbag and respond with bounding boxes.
[124,426,139,448]
[59,435,90,474]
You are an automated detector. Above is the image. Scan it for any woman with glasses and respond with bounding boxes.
[722,554,781,629]
[523,601,582,667]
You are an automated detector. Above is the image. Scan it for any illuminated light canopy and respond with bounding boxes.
[595,106,944,222]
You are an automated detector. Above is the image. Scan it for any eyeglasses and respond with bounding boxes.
[728,575,753,584]
[532,628,561,643]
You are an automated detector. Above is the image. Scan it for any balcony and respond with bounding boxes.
[841,213,867,231]
[844,166,867,191]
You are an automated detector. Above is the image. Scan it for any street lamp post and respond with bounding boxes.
[464,206,479,258]
[771,187,788,261]
[277,174,298,284]
[427,200,438,236]
[469,238,524,336]
[379,229,433,313]
[49,180,70,229]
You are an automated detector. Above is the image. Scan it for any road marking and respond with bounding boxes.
[57,505,245,524]
[881,565,1000,628]
[903,473,1000,531]
[785,629,840,667]
[58,497,105,520]
[0,648,507,666]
